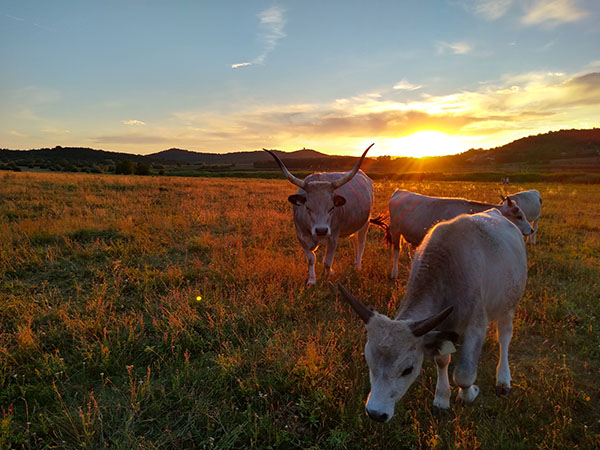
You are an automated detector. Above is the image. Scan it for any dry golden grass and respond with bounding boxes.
[0,171,598,449]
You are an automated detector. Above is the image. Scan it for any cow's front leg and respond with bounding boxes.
[433,353,451,410]
[303,247,317,285]
[454,324,486,403]
[531,219,538,245]
[322,237,339,281]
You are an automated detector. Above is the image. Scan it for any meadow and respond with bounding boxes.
[0,171,598,449]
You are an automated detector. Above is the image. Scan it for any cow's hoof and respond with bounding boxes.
[458,385,479,403]
[431,404,450,418]
[306,279,317,286]
[495,386,511,396]
[431,402,450,419]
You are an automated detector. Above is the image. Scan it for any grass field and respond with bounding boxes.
[1,171,599,449]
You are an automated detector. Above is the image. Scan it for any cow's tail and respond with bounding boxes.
[370,214,392,246]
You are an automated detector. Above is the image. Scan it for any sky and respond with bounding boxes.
[1,0,599,158]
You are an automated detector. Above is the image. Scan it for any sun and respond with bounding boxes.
[385,130,470,158]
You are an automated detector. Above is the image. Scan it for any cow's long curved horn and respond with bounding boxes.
[409,306,454,337]
[337,283,374,324]
[263,149,305,188]
[331,143,374,189]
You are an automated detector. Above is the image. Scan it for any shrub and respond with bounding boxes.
[134,162,151,175]
[115,160,135,174]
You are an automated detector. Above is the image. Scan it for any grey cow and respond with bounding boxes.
[502,189,542,244]
[265,144,374,285]
[382,190,532,278]
[337,208,532,422]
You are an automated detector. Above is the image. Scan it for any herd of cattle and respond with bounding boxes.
[264,145,543,423]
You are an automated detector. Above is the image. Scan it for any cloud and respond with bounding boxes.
[232,5,286,69]
[393,79,423,91]
[5,13,26,22]
[232,62,252,69]
[42,127,70,135]
[184,68,599,153]
[460,0,515,20]
[122,119,146,126]
[436,41,472,55]
[521,0,589,27]
[4,12,54,31]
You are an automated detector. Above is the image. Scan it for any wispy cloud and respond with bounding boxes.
[461,0,515,20]
[521,0,590,27]
[436,41,473,55]
[231,62,252,69]
[5,13,26,22]
[42,127,70,135]
[393,79,423,91]
[4,12,54,31]
[232,6,286,69]
[122,119,146,126]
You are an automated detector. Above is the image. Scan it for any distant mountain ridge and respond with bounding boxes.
[147,148,328,164]
[1,128,599,171]
[0,145,149,163]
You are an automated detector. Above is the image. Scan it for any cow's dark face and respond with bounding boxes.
[499,198,533,236]
[288,181,346,238]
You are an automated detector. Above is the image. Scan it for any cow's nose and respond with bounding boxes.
[366,409,388,423]
[315,227,329,236]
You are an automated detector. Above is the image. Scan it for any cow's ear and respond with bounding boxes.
[423,331,459,356]
[333,195,346,207]
[288,194,306,206]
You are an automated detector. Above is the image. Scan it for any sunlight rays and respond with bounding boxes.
[379,130,473,158]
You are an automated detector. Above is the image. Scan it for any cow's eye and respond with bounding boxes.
[306,207,312,213]
[401,366,413,377]
[328,207,335,214]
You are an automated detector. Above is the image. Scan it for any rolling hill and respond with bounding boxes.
[1,128,599,173]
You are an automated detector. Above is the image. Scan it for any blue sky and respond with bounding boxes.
[1,0,599,157]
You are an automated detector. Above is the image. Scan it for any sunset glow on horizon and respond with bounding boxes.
[1,1,599,157]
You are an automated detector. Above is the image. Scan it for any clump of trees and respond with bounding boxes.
[115,160,151,175]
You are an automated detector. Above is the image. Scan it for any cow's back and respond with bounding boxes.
[389,190,492,245]
[405,210,527,331]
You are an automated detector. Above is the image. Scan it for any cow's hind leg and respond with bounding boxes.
[495,312,514,395]
[433,353,452,410]
[353,221,369,270]
[391,235,401,279]
[454,324,486,403]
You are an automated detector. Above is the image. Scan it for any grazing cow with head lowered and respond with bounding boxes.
[337,208,531,422]
[380,190,532,278]
[265,144,374,285]
[501,189,542,244]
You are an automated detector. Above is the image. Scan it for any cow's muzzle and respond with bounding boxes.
[366,408,389,423]
[314,227,329,237]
